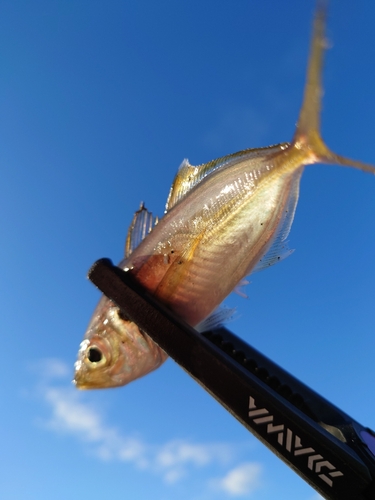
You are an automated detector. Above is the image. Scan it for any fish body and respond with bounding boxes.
[74,4,375,389]
[124,145,302,326]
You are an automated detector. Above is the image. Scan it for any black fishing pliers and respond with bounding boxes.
[87,258,375,500]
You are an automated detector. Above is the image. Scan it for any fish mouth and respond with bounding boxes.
[73,339,93,389]
[72,362,105,390]
[72,372,86,389]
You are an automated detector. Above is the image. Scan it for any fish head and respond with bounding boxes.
[74,296,167,389]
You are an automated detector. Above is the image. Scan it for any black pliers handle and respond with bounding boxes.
[87,258,375,500]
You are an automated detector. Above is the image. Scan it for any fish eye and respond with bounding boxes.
[87,347,103,363]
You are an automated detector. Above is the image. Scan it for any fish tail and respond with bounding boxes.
[292,0,375,175]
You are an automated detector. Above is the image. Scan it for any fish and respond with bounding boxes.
[74,2,375,389]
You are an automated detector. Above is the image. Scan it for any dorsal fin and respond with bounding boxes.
[252,170,302,273]
[165,145,286,212]
[125,203,158,258]
[165,158,220,212]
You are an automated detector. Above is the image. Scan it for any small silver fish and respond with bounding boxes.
[74,4,375,389]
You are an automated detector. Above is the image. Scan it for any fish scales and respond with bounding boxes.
[124,146,298,323]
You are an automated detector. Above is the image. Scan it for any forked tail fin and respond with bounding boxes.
[292,1,375,174]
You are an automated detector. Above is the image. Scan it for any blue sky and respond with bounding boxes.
[1,0,375,498]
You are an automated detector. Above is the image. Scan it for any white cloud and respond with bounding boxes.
[45,387,103,440]
[163,467,187,484]
[40,384,147,467]
[31,358,70,379]
[156,440,232,468]
[154,440,235,484]
[213,462,262,497]
[33,358,263,496]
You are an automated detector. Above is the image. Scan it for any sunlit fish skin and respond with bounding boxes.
[125,145,300,326]
[74,3,375,389]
